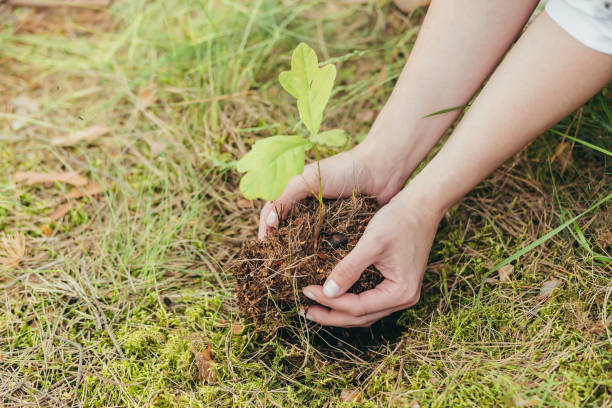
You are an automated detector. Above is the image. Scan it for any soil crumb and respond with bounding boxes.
[233,195,405,354]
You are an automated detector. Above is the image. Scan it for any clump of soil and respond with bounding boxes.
[234,195,404,351]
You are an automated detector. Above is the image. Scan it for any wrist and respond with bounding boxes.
[394,174,451,221]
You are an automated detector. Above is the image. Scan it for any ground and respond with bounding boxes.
[0,1,611,407]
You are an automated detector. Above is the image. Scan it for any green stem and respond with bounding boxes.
[313,144,324,250]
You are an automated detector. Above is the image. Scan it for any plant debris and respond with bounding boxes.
[14,171,88,186]
[193,345,216,384]
[234,196,405,351]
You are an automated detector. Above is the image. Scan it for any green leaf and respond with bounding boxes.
[279,43,336,136]
[310,129,347,147]
[236,135,312,201]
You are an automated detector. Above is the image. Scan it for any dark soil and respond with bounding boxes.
[233,195,405,353]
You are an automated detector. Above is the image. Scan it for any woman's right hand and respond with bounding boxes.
[257,145,408,240]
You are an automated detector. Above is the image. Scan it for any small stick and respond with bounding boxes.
[6,0,111,8]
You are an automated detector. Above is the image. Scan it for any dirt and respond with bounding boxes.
[233,195,405,352]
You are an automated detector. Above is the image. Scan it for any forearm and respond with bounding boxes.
[356,0,539,184]
[405,12,612,215]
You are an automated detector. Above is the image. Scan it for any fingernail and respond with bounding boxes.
[305,311,313,320]
[323,279,340,298]
[303,289,316,301]
[266,210,278,227]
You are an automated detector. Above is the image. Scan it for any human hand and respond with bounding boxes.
[257,145,410,240]
[300,189,442,327]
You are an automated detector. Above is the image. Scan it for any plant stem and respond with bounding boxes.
[313,144,324,250]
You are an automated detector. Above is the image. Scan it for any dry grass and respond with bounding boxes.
[0,1,610,407]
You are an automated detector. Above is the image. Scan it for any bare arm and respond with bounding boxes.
[258,0,539,238]
[304,11,612,327]
[409,11,612,215]
[355,0,541,196]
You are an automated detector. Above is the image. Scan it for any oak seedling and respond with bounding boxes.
[236,43,348,246]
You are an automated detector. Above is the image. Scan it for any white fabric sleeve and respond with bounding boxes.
[545,0,612,55]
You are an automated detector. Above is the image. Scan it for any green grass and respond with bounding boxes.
[0,1,611,407]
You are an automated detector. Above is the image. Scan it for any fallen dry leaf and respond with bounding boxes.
[193,346,216,384]
[340,389,361,402]
[550,141,572,173]
[7,0,111,7]
[498,264,514,283]
[41,225,52,237]
[0,233,27,269]
[231,324,243,335]
[49,202,73,220]
[236,199,252,209]
[137,84,157,109]
[51,125,110,147]
[537,279,561,300]
[14,171,88,187]
[68,182,106,199]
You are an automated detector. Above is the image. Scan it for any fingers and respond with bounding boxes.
[304,304,406,328]
[258,166,318,240]
[303,279,419,317]
[320,234,383,298]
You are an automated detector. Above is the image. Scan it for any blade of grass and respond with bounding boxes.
[549,129,612,157]
[423,104,468,118]
[475,190,612,305]
[599,93,612,125]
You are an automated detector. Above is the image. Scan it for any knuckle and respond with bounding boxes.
[302,164,318,184]
[362,232,386,255]
[349,303,367,318]
[334,259,359,284]
[401,286,421,307]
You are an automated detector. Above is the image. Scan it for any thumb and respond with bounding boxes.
[258,166,318,239]
[322,234,382,298]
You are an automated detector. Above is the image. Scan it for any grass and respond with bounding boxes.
[0,1,610,407]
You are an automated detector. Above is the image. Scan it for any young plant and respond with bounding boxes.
[236,43,348,247]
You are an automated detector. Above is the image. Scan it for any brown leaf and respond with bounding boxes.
[193,346,216,384]
[49,202,73,220]
[14,171,88,187]
[50,125,110,146]
[0,233,27,269]
[41,225,52,237]
[7,0,111,7]
[550,141,572,173]
[340,389,361,402]
[498,264,513,283]
[236,199,252,209]
[68,182,106,199]
[137,84,157,109]
[537,279,561,300]
[550,141,568,163]
[231,324,243,335]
